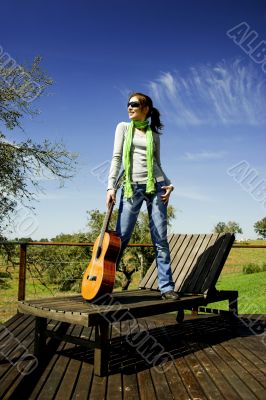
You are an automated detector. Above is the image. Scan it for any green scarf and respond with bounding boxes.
[123,120,155,199]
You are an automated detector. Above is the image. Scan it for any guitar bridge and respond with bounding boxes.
[87,275,97,281]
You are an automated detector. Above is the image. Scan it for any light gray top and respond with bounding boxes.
[107,121,171,190]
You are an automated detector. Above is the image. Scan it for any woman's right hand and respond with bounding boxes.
[106,189,116,208]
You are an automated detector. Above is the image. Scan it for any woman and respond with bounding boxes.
[106,92,179,300]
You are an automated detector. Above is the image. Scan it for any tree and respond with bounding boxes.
[87,209,118,240]
[213,221,242,234]
[254,217,266,239]
[0,56,77,236]
[213,222,226,233]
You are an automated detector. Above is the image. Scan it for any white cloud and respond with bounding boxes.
[174,187,211,201]
[182,150,227,161]
[148,58,266,126]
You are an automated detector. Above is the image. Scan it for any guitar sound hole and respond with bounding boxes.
[88,275,97,281]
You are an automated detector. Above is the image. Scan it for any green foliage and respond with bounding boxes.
[0,55,52,129]
[254,217,266,239]
[0,242,19,269]
[0,56,78,234]
[87,209,118,240]
[213,220,242,234]
[261,262,266,272]
[243,263,262,274]
[0,271,11,289]
[28,232,91,292]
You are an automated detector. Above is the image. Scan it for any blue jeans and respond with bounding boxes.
[116,181,175,294]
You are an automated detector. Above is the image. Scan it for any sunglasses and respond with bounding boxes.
[127,101,141,108]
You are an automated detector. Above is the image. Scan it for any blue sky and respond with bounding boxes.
[1,0,266,240]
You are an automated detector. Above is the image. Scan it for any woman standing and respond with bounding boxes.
[106,92,179,300]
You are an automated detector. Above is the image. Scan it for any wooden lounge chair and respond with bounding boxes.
[18,233,238,376]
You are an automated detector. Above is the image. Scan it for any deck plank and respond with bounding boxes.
[89,374,107,399]
[174,357,208,399]
[220,340,266,390]
[213,343,265,399]
[56,325,95,400]
[203,344,258,400]
[0,312,266,400]
[71,362,94,400]
[106,322,123,400]
[144,319,174,400]
[27,326,74,400]
[232,338,266,376]
[193,349,240,400]
[137,370,157,400]
[54,357,81,400]
[121,320,140,400]
[1,317,63,399]
[185,352,224,399]
[237,336,266,364]
[164,362,190,400]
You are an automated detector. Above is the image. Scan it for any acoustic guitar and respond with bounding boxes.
[81,176,122,301]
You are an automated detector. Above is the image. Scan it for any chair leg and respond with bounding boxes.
[176,309,184,323]
[191,306,198,316]
[34,317,47,359]
[94,322,110,376]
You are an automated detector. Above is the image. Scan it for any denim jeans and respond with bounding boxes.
[116,181,175,294]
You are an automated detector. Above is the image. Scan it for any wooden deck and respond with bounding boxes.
[0,312,265,399]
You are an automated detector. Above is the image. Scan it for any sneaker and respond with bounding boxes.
[161,290,180,300]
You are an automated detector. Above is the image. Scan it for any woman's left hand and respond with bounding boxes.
[160,185,174,204]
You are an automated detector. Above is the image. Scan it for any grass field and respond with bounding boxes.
[0,241,265,323]
[208,270,266,314]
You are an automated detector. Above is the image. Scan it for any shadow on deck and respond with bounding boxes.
[0,312,266,399]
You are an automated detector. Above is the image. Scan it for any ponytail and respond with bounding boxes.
[149,106,163,133]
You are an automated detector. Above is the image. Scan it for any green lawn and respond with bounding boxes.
[130,269,266,315]
[208,270,266,314]
[222,240,266,274]
[0,277,78,324]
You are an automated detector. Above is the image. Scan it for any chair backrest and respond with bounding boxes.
[139,233,235,294]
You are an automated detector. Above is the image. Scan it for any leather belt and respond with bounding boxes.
[132,176,165,184]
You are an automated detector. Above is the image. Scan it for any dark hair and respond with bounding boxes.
[128,92,164,133]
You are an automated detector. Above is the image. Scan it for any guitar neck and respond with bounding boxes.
[96,171,123,257]
[98,201,114,249]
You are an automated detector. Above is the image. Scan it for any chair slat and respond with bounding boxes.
[138,233,176,289]
[138,233,235,294]
[173,234,208,293]
[182,234,219,293]
[148,234,188,290]
[200,233,234,293]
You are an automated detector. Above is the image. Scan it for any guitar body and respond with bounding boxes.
[81,230,121,301]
